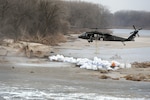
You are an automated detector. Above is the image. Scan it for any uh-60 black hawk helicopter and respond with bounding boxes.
[78,25,142,45]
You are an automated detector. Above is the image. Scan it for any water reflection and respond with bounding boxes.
[59,47,150,63]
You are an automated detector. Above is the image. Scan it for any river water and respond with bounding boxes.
[58,29,150,63]
[59,47,150,63]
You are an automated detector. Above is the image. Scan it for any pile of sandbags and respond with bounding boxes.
[49,54,131,71]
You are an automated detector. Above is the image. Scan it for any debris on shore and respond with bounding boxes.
[132,62,150,68]
[124,73,150,82]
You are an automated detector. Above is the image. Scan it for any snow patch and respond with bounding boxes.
[0,83,145,100]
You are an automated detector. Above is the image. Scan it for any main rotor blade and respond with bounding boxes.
[90,28,98,30]
[138,28,142,30]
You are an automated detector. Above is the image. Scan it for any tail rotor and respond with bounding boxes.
[130,25,142,37]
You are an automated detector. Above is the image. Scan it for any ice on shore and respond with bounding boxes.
[49,54,131,70]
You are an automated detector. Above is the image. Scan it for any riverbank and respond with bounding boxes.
[0,34,150,99]
[0,34,150,81]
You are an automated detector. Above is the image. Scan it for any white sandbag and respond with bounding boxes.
[125,63,132,68]
[63,57,76,63]
[49,54,131,71]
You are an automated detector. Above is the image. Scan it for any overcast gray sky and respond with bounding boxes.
[69,0,150,13]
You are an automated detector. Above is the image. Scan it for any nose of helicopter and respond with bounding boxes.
[78,32,87,38]
[78,35,82,38]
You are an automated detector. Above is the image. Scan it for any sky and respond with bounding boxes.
[69,0,150,13]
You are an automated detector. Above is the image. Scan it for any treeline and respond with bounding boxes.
[65,1,111,28]
[112,10,150,28]
[0,0,68,43]
[0,0,150,44]
[0,0,110,43]
[0,0,111,44]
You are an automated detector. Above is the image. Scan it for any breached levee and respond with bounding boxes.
[49,54,131,71]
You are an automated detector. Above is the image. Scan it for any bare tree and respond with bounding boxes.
[65,1,111,28]
[37,0,63,36]
[0,0,9,20]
